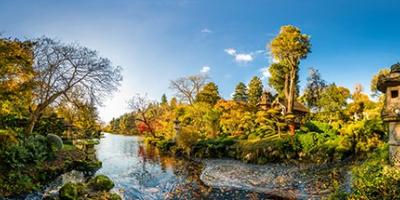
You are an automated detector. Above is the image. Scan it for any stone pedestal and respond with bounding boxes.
[388,122,400,166]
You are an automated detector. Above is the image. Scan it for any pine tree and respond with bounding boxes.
[303,68,326,111]
[233,82,248,102]
[195,82,221,105]
[161,94,168,105]
[248,76,263,107]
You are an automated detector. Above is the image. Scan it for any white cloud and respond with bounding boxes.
[225,48,263,64]
[200,65,211,73]
[260,67,270,80]
[235,53,253,63]
[224,48,236,55]
[201,28,212,33]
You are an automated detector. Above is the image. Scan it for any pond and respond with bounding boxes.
[25,133,351,200]
[95,133,280,200]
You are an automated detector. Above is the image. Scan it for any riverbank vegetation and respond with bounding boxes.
[109,25,399,198]
[0,36,121,198]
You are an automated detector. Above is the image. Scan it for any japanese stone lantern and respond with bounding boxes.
[377,63,400,166]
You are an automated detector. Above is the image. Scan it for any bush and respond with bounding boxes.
[89,175,115,191]
[175,126,200,156]
[47,133,63,150]
[156,139,175,152]
[192,136,236,158]
[349,144,400,199]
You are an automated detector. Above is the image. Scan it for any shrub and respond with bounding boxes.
[47,133,63,150]
[349,144,400,199]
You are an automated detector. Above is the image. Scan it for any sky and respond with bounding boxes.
[1,0,400,122]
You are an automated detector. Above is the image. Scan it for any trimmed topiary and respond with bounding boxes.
[89,175,115,191]
[47,134,63,150]
[59,182,78,200]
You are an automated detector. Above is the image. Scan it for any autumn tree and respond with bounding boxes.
[169,74,208,104]
[0,37,34,116]
[195,82,221,105]
[248,76,263,107]
[232,82,248,102]
[370,68,390,97]
[269,25,311,134]
[302,68,326,112]
[26,38,122,134]
[128,94,161,137]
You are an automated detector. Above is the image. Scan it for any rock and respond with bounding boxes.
[109,193,122,200]
[89,175,115,191]
[59,182,78,200]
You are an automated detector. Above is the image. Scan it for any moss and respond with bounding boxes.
[75,160,102,175]
[59,182,78,200]
[89,175,115,191]
[109,193,122,200]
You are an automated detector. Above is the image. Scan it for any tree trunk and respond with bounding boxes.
[287,69,297,136]
[26,112,39,134]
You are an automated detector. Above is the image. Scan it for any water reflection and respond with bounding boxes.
[95,133,276,200]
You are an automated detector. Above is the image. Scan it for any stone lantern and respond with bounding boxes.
[377,63,400,166]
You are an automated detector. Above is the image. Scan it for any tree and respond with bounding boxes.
[0,37,34,116]
[248,76,263,107]
[370,68,390,97]
[195,82,221,105]
[232,82,248,102]
[269,25,311,134]
[268,63,290,98]
[128,94,161,137]
[26,38,122,134]
[347,84,373,121]
[316,83,350,123]
[169,74,208,104]
[302,68,326,112]
[161,94,168,105]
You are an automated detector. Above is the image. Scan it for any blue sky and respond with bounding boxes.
[1,0,399,122]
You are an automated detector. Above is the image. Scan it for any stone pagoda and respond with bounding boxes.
[377,63,400,166]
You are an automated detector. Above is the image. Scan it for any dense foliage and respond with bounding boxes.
[0,36,118,197]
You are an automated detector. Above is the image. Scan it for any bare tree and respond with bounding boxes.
[27,38,122,134]
[169,74,208,104]
[128,94,160,137]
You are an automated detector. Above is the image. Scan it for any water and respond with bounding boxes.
[95,133,279,200]
[24,133,351,199]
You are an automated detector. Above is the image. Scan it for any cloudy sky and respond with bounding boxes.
[1,0,400,122]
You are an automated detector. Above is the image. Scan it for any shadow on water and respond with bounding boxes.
[95,133,284,200]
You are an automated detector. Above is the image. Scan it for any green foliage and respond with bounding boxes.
[370,68,390,97]
[232,82,248,102]
[349,145,400,199]
[193,136,236,158]
[316,84,350,122]
[302,68,326,111]
[161,94,168,105]
[59,182,78,200]
[175,126,201,156]
[247,76,263,107]
[89,175,115,191]
[234,135,297,164]
[156,139,176,152]
[0,134,52,170]
[195,82,221,105]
